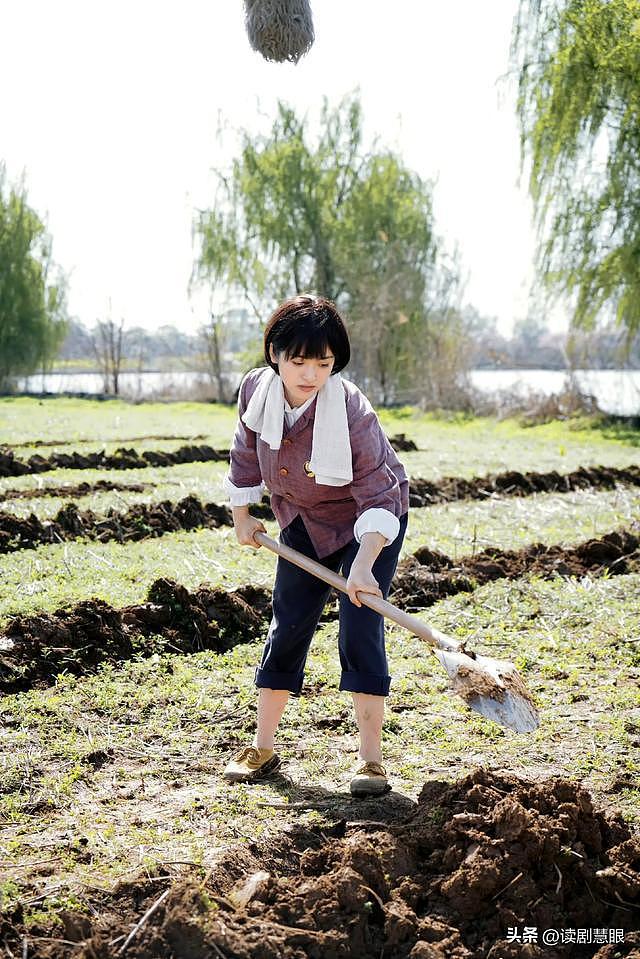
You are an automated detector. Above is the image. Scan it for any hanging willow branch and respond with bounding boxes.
[244,0,315,64]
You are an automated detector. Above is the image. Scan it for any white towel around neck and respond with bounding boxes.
[242,368,353,486]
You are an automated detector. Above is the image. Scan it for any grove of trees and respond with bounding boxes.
[0,166,68,390]
[513,0,640,338]
[192,94,470,404]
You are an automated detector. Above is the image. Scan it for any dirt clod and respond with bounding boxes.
[0,479,150,501]
[0,494,275,554]
[408,464,640,507]
[4,459,640,556]
[0,579,271,692]
[2,521,638,693]
[392,527,640,608]
[0,443,230,477]
[389,434,419,452]
[6,770,637,958]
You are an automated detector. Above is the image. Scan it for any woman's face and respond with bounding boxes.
[270,345,335,408]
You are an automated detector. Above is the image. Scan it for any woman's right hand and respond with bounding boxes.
[232,506,267,547]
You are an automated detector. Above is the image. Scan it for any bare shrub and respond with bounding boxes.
[472,374,602,425]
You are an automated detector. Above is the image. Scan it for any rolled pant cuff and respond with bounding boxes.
[339,671,391,696]
[255,667,304,695]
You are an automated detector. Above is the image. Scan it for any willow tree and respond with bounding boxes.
[0,167,68,389]
[193,94,456,400]
[513,0,640,337]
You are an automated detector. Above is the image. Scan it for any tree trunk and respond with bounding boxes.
[205,313,228,403]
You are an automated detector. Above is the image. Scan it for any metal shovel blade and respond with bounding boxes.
[434,647,539,734]
[253,531,540,734]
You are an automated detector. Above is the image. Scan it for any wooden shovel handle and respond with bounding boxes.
[253,531,461,654]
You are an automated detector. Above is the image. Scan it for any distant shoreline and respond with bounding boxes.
[4,367,640,417]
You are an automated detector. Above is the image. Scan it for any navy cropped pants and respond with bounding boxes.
[255,513,408,697]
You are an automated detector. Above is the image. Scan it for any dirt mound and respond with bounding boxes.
[0,494,275,554]
[2,433,209,449]
[5,464,639,557]
[0,434,417,478]
[408,464,640,507]
[4,770,637,958]
[2,524,638,691]
[389,434,419,452]
[0,444,230,477]
[4,461,639,515]
[0,479,150,501]
[0,579,271,692]
[392,527,640,608]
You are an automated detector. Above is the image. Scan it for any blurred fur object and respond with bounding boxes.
[244,0,315,64]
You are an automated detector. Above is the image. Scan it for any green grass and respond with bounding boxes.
[1,483,638,625]
[0,396,238,448]
[404,485,640,557]
[379,408,640,477]
[0,524,279,624]
[0,461,230,519]
[2,459,638,552]
[1,398,639,475]
[0,571,638,915]
[599,417,640,447]
[0,396,639,923]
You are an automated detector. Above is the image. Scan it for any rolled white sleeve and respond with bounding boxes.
[353,508,400,546]
[223,473,266,507]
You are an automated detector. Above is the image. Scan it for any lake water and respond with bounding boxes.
[469,369,640,417]
[15,370,215,401]
[14,368,640,416]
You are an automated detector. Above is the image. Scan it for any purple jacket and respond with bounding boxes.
[228,368,409,558]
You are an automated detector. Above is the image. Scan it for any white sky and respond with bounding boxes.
[0,0,552,336]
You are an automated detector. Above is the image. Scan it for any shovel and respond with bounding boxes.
[253,531,539,734]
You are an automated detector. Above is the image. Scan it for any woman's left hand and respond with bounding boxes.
[346,561,383,607]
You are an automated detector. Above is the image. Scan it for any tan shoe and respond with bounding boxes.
[350,761,390,797]
[223,746,281,783]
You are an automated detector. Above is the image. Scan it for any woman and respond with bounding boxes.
[222,294,409,796]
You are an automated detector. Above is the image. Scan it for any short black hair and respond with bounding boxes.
[263,295,350,375]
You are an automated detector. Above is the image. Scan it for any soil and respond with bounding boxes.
[391,527,640,609]
[0,444,230,477]
[0,480,151,501]
[389,434,419,452]
[4,457,640,556]
[1,434,209,449]
[2,524,638,692]
[0,494,274,554]
[0,435,413,478]
[0,579,272,693]
[1,769,637,958]
[3,460,639,516]
[408,464,640,507]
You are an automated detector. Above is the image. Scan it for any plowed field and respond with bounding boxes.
[0,397,638,958]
